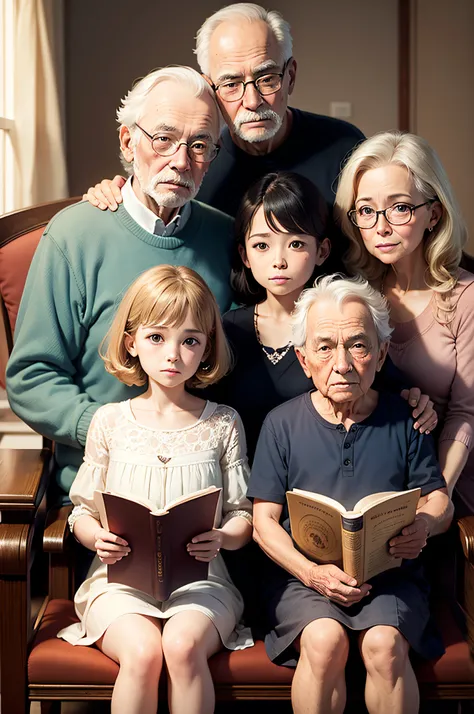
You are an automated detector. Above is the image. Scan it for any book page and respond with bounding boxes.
[361,488,421,582]
[94,489,155,514]
[291,488,347,514]
[353,491,398,513]
[287,491,343,567]
[354,488,420,514]
[94,485,220,518]
[154,485,221,514]
[94,490,110,530]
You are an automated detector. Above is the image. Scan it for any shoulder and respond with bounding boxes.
[441,269,474,328]
[292,108,365,142]
[222,307,256,353]
[453,269,474,302]
[264,392,310,430]
[44,200,117,241]
[223,305,253,329]
[189,199,234,229]
[40,201,122,266]
[374,392,416,434]
[209,403,245,431]
[91,401,126,428]
[378,391,411,416]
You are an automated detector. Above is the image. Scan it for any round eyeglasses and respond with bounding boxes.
[213,57,292,103]
[134,124,220,163]
[348,201,434,229]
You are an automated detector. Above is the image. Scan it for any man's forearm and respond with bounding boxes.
[6,365,100,448]
[253,514,312,585]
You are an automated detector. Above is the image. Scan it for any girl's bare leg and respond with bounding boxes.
[97,613,163,714]
[359,625,419,714]
[292,618,349,714]
[162,610,222,714]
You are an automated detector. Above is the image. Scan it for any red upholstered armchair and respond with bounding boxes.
[1,200,474,713]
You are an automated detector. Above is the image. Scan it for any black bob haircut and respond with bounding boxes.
[231,171,332,305]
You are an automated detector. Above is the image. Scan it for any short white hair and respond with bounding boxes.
[195,3,293,76]
[116,66,221,175]
[292,274,393,347]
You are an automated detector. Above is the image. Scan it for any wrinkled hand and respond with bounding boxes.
[82,175,126,211]
[94,527,130,564]
[400,387,438,434]
[307,563,371,606]
[187,529,224,562]
[389,514,429,559]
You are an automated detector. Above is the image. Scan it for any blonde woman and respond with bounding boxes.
[335,131,474,513]
[58,265,253,714]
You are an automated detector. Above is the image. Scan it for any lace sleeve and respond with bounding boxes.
[68,406,110,532]
[220,410,252,525]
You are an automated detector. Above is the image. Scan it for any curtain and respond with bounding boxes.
[11,0,67,208]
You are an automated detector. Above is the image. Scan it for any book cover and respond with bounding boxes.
[94,486,222,601]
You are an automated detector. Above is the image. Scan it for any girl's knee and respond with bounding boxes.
[120,635,163,678]
[162,629,206,674]
[299,619,349,673]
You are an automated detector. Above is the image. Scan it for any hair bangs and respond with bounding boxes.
[130,279,211,337]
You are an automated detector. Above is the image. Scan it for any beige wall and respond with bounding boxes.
[65,0,399,195]
[412,0,474,252]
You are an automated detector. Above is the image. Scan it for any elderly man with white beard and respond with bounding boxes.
[7,66,234,499]
[85,3,364,231]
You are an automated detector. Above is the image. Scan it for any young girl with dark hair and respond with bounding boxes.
[213,171,437,462]
[216,171,332,459]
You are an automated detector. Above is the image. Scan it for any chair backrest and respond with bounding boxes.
[0,197,80,388]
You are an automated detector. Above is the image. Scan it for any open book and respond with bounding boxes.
[286,487,421,585]
[94,486,222,601]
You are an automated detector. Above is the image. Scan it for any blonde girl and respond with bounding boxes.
[58,264,253,714]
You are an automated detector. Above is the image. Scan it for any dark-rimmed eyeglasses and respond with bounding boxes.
[348,201,435,229]
[212,57,293,103]
[134,124,220,163]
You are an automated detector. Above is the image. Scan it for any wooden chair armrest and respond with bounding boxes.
[457,515,474,563]
[0,447,53,517]
[0,522,33,575]
[44,505,73,553]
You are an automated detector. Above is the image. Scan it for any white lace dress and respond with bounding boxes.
[58,400,254,650]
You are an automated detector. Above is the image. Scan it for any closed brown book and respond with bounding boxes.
[94,486,222,601]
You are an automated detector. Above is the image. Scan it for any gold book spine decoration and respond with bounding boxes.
[341,515,364,584]
[156,519,164,585]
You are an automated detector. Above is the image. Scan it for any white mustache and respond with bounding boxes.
[234,108,280,128]
[151,173,194,190]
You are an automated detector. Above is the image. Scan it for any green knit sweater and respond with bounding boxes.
[6,199,234,495]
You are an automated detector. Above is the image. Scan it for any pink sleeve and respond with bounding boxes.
[438,281,474,452]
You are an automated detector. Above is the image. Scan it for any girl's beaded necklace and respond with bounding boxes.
[253,304,293,366]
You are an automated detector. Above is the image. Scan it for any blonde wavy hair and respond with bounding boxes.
[335,131,467,295]
[101,265,231,389]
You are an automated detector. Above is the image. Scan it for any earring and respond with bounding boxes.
[200,362,211,372]
[429,227,434,233]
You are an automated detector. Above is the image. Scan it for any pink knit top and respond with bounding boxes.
[388,269,474,512]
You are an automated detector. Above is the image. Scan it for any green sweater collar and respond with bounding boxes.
[116,201,202,250]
